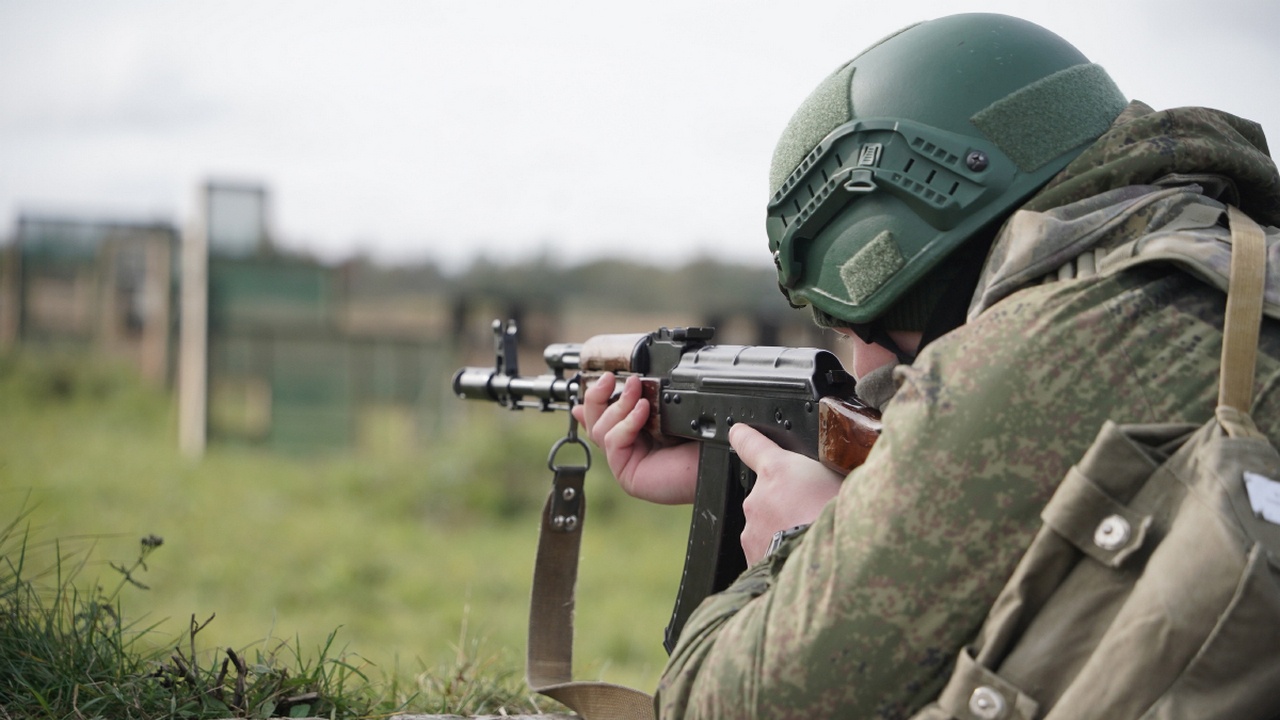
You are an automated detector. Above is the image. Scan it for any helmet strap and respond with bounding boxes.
[849,321,917,365]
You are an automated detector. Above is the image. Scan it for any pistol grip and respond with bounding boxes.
[663,443,753,654]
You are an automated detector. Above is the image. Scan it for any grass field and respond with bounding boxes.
[0,349,691,711]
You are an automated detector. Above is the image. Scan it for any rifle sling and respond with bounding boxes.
[527,463,656,720]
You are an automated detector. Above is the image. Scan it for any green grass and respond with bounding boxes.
[0,349,690,716]
[1,516,400,718]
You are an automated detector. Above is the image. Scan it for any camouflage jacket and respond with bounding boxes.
[655,104,1280,719]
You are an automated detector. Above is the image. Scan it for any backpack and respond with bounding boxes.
[909,206,1280,720]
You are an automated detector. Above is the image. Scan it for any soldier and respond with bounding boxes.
[574,12,1280,718]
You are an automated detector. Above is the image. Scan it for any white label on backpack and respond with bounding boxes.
[1243,471,1280,525]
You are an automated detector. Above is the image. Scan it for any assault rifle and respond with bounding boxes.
[453,320,882,652]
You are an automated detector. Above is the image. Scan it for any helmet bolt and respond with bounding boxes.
[965,150,989,172]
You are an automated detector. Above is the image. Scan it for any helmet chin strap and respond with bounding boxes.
[848,322,917,365]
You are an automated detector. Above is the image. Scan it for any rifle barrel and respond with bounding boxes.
[451,367,578,411]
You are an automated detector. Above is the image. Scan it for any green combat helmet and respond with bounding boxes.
[767,13,1128,326]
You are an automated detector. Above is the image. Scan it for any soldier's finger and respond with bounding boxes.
[594,374,641,428]
[603,396,650,452]
[583,371,616,404]
[728,423,781,476]
[579,372,617,430]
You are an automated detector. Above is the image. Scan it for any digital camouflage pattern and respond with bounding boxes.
[655,103,1280,719]
[971,184,1280,320]
[1024,102,1280,225]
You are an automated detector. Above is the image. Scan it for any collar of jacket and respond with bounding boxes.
[1024,101,1280,225]
[964,102,1280,318]
[968,183,1280,323]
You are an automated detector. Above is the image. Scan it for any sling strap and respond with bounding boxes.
[526,421,656,720]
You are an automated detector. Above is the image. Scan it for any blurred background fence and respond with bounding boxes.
[0,180,835,456]
[1,214,175,383]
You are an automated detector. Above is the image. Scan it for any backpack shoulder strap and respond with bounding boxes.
[1218,205,1268,437]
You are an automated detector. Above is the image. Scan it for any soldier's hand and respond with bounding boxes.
[571,372,699,505]
[731,423,843,565]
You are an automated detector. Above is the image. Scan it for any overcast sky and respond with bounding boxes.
[1,1,1277,271]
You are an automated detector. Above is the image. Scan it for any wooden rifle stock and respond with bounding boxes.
[818,396,882,473]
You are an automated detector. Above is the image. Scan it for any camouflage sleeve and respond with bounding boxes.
[654,270,1223,719]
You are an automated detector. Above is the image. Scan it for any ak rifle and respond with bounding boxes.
[452,320,881,652]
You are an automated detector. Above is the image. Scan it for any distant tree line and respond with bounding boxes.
[339,252,790,319]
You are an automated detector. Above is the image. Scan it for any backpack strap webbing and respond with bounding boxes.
[1217,205,1268,437]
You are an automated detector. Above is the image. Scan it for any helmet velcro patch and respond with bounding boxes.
[840,230,904,305]
[770,63,856,195]
[971,63,1127,173]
